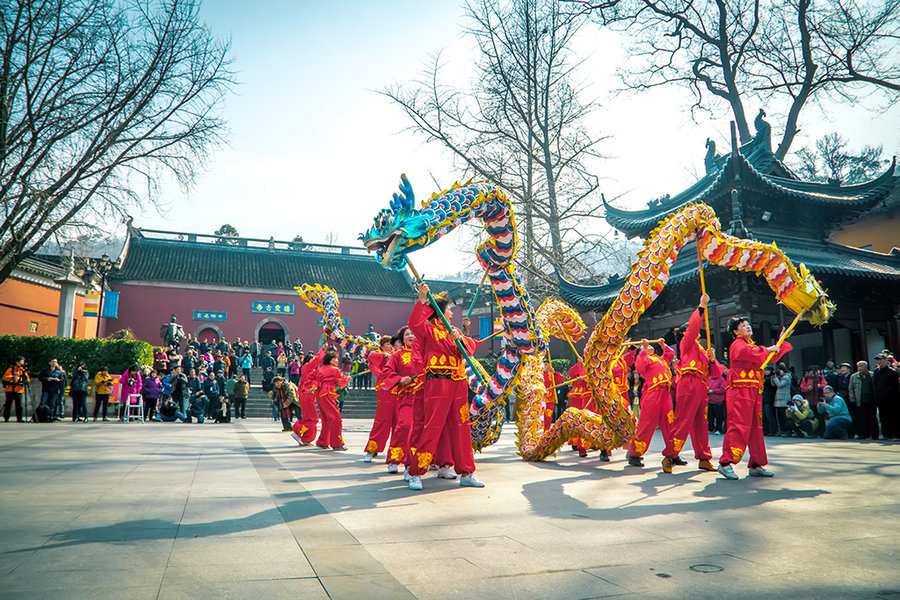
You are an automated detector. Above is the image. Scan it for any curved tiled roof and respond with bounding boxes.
[605,146,896,238]
[112,235,417,299]
[560,236,900,311]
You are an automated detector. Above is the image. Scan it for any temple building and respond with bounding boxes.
[560,122,900,370]
[109,224,420,348]
[0,254,103,339]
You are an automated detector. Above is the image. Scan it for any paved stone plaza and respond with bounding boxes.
[1,419,898,600]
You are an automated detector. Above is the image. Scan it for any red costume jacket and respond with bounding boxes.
[726,338,792,390]
[635,344,675,392]
[368,351,392,391]
[314,365,349,400]
[380,342,425,399]
[408,302,476,380]
[676,308,724,384]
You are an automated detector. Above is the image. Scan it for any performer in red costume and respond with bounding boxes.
[314,352,350,450]
[542,361,563,431]
[567,360,591,456]
[363,336,395,462]
[406,283,483,491]
[718,317,791,479]
[291,345,328,446]
[567,347,634,460]
[379,326,422,476]
[626,339,677,468]
[667,294,724,473]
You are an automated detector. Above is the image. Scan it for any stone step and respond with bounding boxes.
[238,388,379,419]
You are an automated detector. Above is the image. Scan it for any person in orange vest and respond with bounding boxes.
[718,317,792,479]
[626,339,677,468]
[668,294,724,473]
[2,356,30,422]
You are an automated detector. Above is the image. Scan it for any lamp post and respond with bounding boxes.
[92,253,120,338]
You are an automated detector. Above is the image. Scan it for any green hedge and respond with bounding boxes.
[0,335,155,376]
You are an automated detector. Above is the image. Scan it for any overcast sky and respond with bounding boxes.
[135,1,900,278]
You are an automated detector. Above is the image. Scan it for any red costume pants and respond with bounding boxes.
[365,388,396,454]
[409,378,475,477]
[543,399,556,431]
[627,385,676,458]
[386,393,414,466]
[410,387,452,467]
[568,392,594,451]
[719,387,767,468]
[671,375,712,460]
[316,392,345,449]
[291,391,319,444]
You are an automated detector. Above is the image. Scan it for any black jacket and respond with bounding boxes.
[39,366,66,394]
[873,366,899,403]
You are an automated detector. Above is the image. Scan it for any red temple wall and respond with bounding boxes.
[111,282,419,348]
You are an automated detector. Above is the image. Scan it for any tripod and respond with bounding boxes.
[22,374,35,422]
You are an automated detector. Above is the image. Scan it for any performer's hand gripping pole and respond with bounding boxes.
[406,260,490,388]
[760,311,804,371]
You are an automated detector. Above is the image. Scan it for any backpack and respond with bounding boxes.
[33,404,52,423]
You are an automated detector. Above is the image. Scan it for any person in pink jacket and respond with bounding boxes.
[707,373,727,435]
[117,365,143,420]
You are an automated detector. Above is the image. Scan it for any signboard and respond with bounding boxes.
[29,321,38,333]
[83,290,100,316]
[251,301,294,315]
[193,311,227,321]
[101,291,119,318]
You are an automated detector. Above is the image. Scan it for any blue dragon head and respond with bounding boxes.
[359,174,440,270]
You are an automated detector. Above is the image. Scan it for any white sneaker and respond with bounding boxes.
[387,463,398,474]
[363,452,373,463]
[717,463,739,480]
[408,475,423,490]
[459,473,485,488]
[403,467,410,481]
[748,466,774,477]
[290,432,302,446]
[436,466,457,479]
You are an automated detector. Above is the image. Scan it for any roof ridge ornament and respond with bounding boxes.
[754,109,772,153]
[704,138,718,174]
[728,188,751,238]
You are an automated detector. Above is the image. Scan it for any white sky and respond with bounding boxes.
[136,1,900,278]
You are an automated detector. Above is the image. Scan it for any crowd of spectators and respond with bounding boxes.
[1,333,310,424]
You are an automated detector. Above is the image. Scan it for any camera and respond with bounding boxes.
[128,377,136,386]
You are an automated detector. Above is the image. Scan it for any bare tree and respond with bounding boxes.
[0,0,233,284]
[794,132,887,183]
[574,0,900,159]
[383,0,607,287]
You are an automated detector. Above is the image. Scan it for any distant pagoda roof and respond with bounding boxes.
[560,234,900,311]
[112,226,416,300]
[603,124,897,239]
